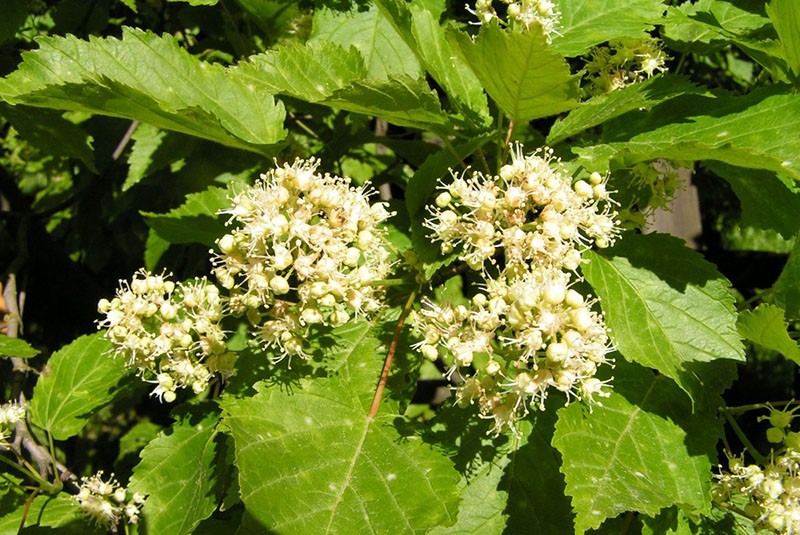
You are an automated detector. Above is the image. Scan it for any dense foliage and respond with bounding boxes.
[1,0,800,533]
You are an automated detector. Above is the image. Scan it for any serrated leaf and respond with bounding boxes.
[451,23,579,122]
[0,334,39,358]
[551,0,666,57]
[642,504,757,535]
[767,0,800,78]
[220,321,460,534]
[324,76,450,133]
[548,75,706,145]
[129,408,222,535]
[578,86,800,181]
[553,358,719,534]
[29,333,129,440]
[311,4,421,80]
[124,124,195,191]
[583,233,743,406]
[143,186,229,247]
[662,0,772,52]
[706,162,800,240]
[0,28,286,153]
[0,494,98,535]
[773,231,800,319]
[738,303,800,365]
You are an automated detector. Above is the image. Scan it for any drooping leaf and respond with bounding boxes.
[548,75,706,145]
[0,28,286,153]
[738,303,800,366]
[311,4,421,80]
[583,233,744,407]
[553,358,719,534]
[772,230,800,319]
[129,408,222,535]
[705,162,800,240]
[124,123,196,191]
[577,86,800,181]
[143,186,230,247]
[451,22,580,122]
[220,321,460,534]
[0,334,39,358]
[0,494,98,535]
[551,0,667,57]
[29,333,129,440]
[766,0,800,78]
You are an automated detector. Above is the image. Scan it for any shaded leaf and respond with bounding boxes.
[0,494,98,535]
[124,124,195,191]
[583,233,743,407]
[738,303,800,365]
[143,186,229,247]
[0,334,39,358]
[766,0,800,78]
[0,0,26,45]
[451,22,580,122]
[662,0,772,52]
[29,333,129,440]
[144,229,171,271]
[772,231,800,319]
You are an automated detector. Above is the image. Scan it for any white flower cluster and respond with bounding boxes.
[73,471,144,529]
[212,158,394,361]
[470,0,560,37]
[98,270,231,402]
[0,400,25,446]
[414,145,619,434]
[584,38,668,94]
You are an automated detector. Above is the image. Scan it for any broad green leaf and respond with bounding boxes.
[551,0,666,57]
[220,321,460,534]
[548,75,706,145]
[129,408,222,535]
[767,0,800,78]
[738,304,800,365]
[0,494,97,535]
[706,162,800,240]
[374,0,491,129]
[578,86,800,181]
[311,4,421,80]
[773,231,800,319]
[642,505,757,535]
[0,334,39,358]
[451,23,580,122]
[29,333,129,440]
[143,186,229,247]
[124,124,196,191]
[324,77,450,133]
[144,229,171,270]
[0,28,286,153]
[662,0,772,52]
[553,358,719,534]
[583,233,743,406]
[234,41,368,103]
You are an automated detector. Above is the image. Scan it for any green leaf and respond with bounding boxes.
[578,86,800,181]
[0,494,97,535]
[0,334,39,358]
[124,124,196,191]
[129,408,222,535]
[662,0,772,52]
[311,4,421,80]
[144,229,171,271]
[773,231,800,319]
[767,0,800,78]
[143,186,230,247]
[553,358,719,534]
[583,233,744,407]
[451,23,580,122]
[168,0,218,4]
[705,162,800,240]
[0,28,286,154]
[548,75,706,145]
[551,0,667,57]
[29,333,129,440]
[220,321,460,534]
[738,303,800,365]
[642,505,757,535]
[374,0,491,129]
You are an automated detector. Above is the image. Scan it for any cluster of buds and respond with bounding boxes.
[97,270,232,402]
[73,471,144,529]
[584,38,669,94]
[212,158,394,361]
[414,144,619,434]
[470,0,560,37]
[619,159,693,229]
[0,400,25,446]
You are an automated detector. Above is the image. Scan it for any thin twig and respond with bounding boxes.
[112,120,139,161]
[367,290,417,420]
[721,408,768,465]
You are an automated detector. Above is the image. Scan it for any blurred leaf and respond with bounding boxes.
[766,0,800,78]
[143,186,230,247]
[30,333,129,440]
[738,303,800,365]
[773,231,800,319]
[0,494,98,535]
[124,124,196,191]
[451,23,580,122]
[0,334,39,358]
[0,0,26,45]
[168,0,219,4]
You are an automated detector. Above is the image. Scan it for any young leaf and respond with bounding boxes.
[738,303,800,366]
[451,22,580,122]
[142,186,230,247]
[0,28,286,153]
[0,334,39,358]
[583,233,744,407]
[553,358,720,534]
[551,0,667,57]
[772,231,800,319]
[128,408,222,535]
[766,0,800,78]
[220,321,460,533]
[124,124,196,191]
[29,332,129,440]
